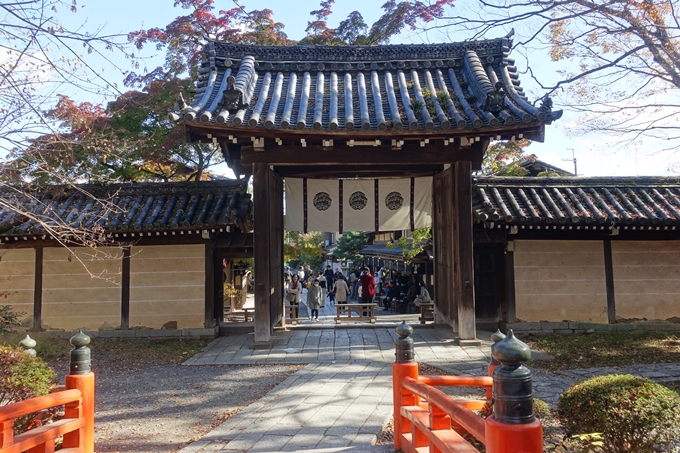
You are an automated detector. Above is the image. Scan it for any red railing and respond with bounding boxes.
[393,324,543,453]
[0,333,94,453]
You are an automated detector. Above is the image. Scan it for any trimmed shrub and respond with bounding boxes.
[0,346,58,433]
[558,374,680,453]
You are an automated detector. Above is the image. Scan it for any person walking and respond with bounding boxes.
[334,274,349,306]
[359,267,375,317]
[323,265,335,296]
[374,267,383,297]
[286,273,302,319]
[307,278,324,321]
[349,269,359,301]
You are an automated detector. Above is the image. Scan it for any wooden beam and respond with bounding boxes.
[241,145,486,166]
[253,162,273,346]
[0,235,213,249]
[121,247,130,330]
[204,243,215,328]
[455,161,479,343]
[273,165,442,178]
[32,247,43,332]
[603,239,616,324]
[187,123,544,142]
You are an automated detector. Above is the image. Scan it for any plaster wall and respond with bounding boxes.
[514,240,608,323]
[0,248,35,326]
[42,248,122,331]
[129,244,204,329]
[611,240,680,321]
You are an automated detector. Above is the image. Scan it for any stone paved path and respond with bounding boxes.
[181,321,680,452]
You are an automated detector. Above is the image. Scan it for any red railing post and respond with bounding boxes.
[392,321,418,451]
[485,330,542,453]
[487,329,506,399]
[63,330,95,453]
[429,404,451,453]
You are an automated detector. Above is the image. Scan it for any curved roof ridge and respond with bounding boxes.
[211,38,511,62]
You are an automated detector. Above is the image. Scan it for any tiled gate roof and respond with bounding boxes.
[0,180,252,238]
[171,39,561,138]
[473,176,680,227]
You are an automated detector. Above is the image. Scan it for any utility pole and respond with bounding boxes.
[563,148,577,176]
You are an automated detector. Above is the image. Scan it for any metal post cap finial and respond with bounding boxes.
[70,329,91,375]
[396,321,414,338]
[20,335,37,349]
[70,329,91,348]
[491,329,506,344]
[491,329,531,366]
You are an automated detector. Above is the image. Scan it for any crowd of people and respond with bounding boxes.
[283,264,431,320]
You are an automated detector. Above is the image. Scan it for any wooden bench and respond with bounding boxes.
[224,308,254,322]
[418,302,435,324]
[284,304,299,325]
[334,303,377,324]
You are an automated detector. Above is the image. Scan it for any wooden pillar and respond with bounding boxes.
[204,243,215,328]
[252,162,273,347]
[433,167,457,330]
[454,161,479,344]
[121,247,130,330]
[32,247,43,331]
[269,169,284,331]
[603,240,616,324]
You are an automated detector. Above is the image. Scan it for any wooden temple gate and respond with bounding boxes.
[174,39,561,347]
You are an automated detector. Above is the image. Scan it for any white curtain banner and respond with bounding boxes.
[285,177,432,232]
[413,177,433,229]
[342,179,375,232]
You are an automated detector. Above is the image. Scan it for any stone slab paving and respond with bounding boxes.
[178,362,395,453]
[184,326,494,365]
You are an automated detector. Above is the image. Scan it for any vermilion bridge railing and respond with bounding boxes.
[0,331,94,453]
[392,322,543,453]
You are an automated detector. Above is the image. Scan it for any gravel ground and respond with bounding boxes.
[36,338,302,453]
[94,363,303,452]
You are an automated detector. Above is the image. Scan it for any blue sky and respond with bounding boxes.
[61,0,677,177]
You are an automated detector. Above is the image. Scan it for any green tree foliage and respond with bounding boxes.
[387,228,431,261]
[0,305,23,335]
[479,140,532,176]
[284,231,325,271]
[334,232,366,265]
[300,0,454,46]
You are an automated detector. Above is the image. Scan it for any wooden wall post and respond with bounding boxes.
[603,240,616,324]
[121,247,130,330]
[502,243,517,324]
[213,250,224,328]
[204,243,215,328]
[32,247,43,331]
[454,161,479,344]
[252,162,273,348]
